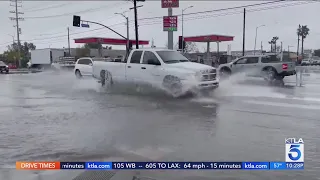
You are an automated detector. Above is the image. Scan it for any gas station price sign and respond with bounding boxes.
[161,0,179,8]
[163,16,178,31]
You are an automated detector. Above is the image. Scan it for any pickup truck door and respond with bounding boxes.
[140,51,163,86]
[244,57,260,76]
[232,57,247,73]
[126,50,144,83]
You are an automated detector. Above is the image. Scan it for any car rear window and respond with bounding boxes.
[261,55,281,63]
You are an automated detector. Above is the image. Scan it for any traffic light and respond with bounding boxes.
[178,36,186,50]
[73,15,81,27]
[129,41,133,50]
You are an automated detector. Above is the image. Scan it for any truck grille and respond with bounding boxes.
[202,74,216,81]
[199,69,216,81]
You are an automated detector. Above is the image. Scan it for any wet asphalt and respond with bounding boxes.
[0,70,319,180]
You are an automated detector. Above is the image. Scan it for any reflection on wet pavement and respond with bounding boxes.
[0,71,319,180]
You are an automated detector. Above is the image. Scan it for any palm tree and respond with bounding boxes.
[297,25,310,58]
[272,36,279,52]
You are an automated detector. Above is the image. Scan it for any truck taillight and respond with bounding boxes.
[282,64,288,70]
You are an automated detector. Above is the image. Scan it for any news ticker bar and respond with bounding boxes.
[16,162,304,170]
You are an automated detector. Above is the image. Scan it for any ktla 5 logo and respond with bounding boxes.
[285,138,304,162]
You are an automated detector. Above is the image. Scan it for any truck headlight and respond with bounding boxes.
[180,73,197,80]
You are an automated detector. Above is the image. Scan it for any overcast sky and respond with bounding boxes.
[0,0,319,53]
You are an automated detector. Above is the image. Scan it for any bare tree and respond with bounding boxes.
[174,42,199,53]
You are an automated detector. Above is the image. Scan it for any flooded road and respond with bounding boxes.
[0,71,319,180]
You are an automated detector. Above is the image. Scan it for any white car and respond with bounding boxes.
[92,49,219,97]
[301,59,311,66]
[74,57,113,78]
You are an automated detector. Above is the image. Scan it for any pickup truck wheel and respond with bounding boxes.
[219,68,231,79]
[163,76,183,97]
[263,67,276,82]
[275,75,284,80]
[75,70,82,79]
[100,70,113,87]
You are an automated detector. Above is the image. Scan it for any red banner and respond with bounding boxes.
[161,0,179,8]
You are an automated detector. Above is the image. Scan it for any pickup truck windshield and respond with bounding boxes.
[156,51,189,64]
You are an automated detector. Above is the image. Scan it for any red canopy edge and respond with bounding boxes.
[74,37,149,45]
[183,34,234,42]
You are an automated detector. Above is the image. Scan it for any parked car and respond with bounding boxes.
[218,55,296,82]
[311,59,320,66]
[92,49,219,97]
[0,61,9,74]
[301,59,311,66]
[74,57,113,78]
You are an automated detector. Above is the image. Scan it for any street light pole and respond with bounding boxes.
[288,45,294,58]
[182,6,193,53]
[115,12,129,50]
[8,34,15,44]
[254,24,265,55]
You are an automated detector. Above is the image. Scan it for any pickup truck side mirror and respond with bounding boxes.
[148,59,161,66]
[89,63,93,66]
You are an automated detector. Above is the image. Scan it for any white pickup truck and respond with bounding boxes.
[92,49,219,97]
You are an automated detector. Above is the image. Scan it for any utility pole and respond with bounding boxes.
[133,0,139,49]
[67,27,71,56]
[9,0,24,68]
[280,41,283,52]
[261,41,263,52]
[242,8,246,56]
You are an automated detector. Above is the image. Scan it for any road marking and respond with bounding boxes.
[243,100,320,110]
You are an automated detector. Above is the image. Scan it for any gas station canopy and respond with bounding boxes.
[184,34,234,42]
[74,37,149,45]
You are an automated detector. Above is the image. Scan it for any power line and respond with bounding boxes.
[13,1,286,40]
[17,1,284,40]
[0,41,14,46]
[9,0,24,67]
[138,0,286,21]
[40,1,313,42]
[23,2,68,11]
[136,1,315,26]
[24,3,71,12]
[1,0,315,46]
[24,2,128,19]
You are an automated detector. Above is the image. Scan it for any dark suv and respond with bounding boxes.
[0,61,9,74]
